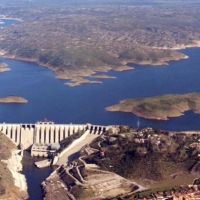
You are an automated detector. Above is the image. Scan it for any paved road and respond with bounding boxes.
[57,130,99,165]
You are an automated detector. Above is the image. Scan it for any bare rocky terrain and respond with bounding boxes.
[42,150,141,200]
[42,125,200,199]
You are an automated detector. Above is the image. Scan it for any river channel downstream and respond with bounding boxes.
[1,47,200,130]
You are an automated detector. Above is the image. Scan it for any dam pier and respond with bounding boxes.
[0,122,110,165]
[0,122,109,150]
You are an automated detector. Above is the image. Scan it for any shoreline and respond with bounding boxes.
[106,92,200,121]
[0,43,198,86]
[0,95,28,103]
[0,16,22,22]
[151,40,200,50]
[0,52,133,87]
[121,53,189,66]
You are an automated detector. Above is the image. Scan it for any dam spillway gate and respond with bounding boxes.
[0,122,109,150]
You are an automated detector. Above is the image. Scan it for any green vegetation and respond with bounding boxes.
[0,2,198,85]
[84,126,200,193]
[106,92,200,120]
[15,47,120,69]
[71,185,95,200]
[119,46,183,63]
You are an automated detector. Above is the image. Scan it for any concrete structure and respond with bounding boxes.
[31,143,56,157]
[56,129,101,165]
[0,122,109,150]
[35,159,51,168]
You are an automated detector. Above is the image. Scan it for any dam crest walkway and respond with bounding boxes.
[0,122,110,150]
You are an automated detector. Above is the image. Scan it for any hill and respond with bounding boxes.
[119,46,187,66]
[84,126,200,197]
[0,95,27,103]
[0,3,199,85]
[106,92,200,120]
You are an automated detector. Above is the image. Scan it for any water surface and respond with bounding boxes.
[0,18,18,27]
[22,151,53,200]
[1,48,200,131]
[1,12,200,200]
[1,19,200,131]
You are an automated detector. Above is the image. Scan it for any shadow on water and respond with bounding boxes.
[22,151,54,200]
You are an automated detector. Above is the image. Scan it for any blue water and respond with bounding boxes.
[1,18,200,131]
[0,19,53,200]
[1,14,200,200]
[0,48,200,131]
[22,151,54,200]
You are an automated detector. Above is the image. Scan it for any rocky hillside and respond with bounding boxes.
[0,132,27,200]
[84,126,200,195]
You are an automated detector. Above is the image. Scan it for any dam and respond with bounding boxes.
[0,122,109,150]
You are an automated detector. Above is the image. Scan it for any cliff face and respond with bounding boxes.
[106,92,200,120]
[0,132,28,200]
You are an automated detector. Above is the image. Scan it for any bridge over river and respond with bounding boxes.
[0,122,110,150]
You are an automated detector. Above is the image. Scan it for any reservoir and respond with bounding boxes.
[0,47,200,131]
[1,17,200,200]
[1,19,200,131]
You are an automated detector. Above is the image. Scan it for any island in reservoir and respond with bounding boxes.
[0,62,10,72]
[106,92,200,120]
[0,95,28,103]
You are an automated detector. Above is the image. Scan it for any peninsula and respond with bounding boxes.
[0,1,199,85]
[0,95,28,103]
[0,62,10,72]
[106,92,200,120]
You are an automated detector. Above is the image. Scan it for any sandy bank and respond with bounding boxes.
[0,62,10,72]
[91,74,116,79]
[122,54,188,66]
[0,52,119,86]
[0,67,10,72]
[0,16,22,22]
[0,43,195,87]
[153,40,200,50]
[0,95,28,103]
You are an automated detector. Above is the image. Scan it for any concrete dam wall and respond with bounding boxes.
[0,122,109,150]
